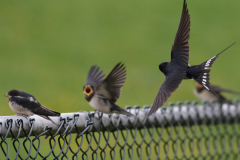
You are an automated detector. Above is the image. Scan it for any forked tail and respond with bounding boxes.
[188,42,236,101]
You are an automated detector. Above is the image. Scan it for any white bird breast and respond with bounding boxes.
[8,101,33,116]
[89,95,111,113]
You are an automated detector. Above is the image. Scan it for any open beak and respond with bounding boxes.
[84,85,93,96]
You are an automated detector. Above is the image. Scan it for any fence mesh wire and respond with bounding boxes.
[0,100,240,160]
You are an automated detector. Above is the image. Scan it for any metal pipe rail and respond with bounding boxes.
[0,100,240,160]
[0,100,239,138]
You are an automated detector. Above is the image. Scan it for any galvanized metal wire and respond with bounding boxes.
[0,100,240,160]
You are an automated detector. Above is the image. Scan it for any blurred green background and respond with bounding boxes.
[0,0,240,116]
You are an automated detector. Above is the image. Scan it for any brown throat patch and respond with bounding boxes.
[195,82,203,88]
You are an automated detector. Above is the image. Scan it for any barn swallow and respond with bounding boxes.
[144,0,235,119]
[83,62,134,116]
[194,82,240,104]
[4,89,60,125]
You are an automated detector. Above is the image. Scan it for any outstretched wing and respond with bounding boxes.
[96,62,126,103]
[171,0,190,67]
[145,71,186,118]
[85,65,105,89]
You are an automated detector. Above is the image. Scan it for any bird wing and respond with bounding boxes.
[96,62,126,103]
[210,85,240,94]
[145,71,186,118]
[171,0,190,67]
[85,65,105,89]
[34,105,60,117]
[11,97,60,117]
[20,91,37,101]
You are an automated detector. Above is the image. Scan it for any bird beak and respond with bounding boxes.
[83,85,93,96]
[4,94,12,99]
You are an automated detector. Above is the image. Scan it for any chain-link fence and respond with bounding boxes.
[0,100,240,160]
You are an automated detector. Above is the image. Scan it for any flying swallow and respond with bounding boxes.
[144,0,235,119]
[4,89,60,125]
[194,82,240,104]
[83,62,134,116]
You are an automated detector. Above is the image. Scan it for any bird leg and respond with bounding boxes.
[98,112,103,120]
[94,110,103,121]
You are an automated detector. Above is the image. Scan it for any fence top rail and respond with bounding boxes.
[0,100,239,138]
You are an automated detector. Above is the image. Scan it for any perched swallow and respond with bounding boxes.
[194,82,240,104]
[144,0,235,119]
[4,89,60,124]
[83,62,134,116]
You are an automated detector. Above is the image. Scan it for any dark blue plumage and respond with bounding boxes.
[144,0,235,120]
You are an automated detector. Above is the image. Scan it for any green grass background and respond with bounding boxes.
[0,0,240,159]
[1,0,240,115]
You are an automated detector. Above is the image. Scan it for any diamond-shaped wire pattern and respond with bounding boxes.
[0,100,240,160]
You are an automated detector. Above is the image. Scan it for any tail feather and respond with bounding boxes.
[199,42,236,67]
[217,94,232,104]
[210,84,240,95]
[33,105,60,117]
[188,42,236,102]
[189,65,225,102]
[191,68,225,102]
[37,114,58,125]
[111,104,134,117]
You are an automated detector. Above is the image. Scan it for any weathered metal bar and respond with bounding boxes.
[0,101,239,138]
